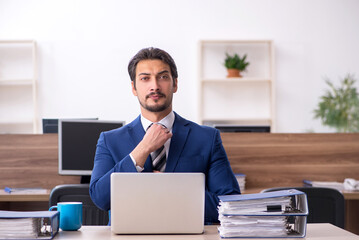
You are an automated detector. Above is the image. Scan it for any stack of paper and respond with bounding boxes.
[304,179,359,191]
[303,180,345,192]
[0,211,59,240]
[0,218,40,239]
[218,215,289,238]
[218,195,291,215]
[218,189,308,238]
[344,178,359,191]
[234,173,246,191]
[4,187,48,194]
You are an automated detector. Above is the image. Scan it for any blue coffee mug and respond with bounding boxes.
[49,202,82,231]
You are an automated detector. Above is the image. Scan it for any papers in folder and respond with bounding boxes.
[303,179,359,191]
[0,210,59,239]
[218,196,291,215]
[218,215,289,237]
[0,218,41,239]
[303,180,345,192]
[218,189,308,238]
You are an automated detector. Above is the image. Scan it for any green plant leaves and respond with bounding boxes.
[224,53,250,71]
[314,75,359,132]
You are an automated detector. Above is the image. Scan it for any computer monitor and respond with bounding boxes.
[214,125,270,132]
[42,119,59,133]
[42,118,98,133]
[58,119,124,176]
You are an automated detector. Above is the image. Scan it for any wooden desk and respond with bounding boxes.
[244,188,359,200]
[0,189,50,202]
[343,190,359,200]
[1,133,358,234]
[0,189,50,211]
[0,134,81,190]
[55,224,358,240]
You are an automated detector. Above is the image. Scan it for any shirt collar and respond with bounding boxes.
[141,111,175,132]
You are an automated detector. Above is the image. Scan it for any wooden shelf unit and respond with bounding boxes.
[0,40,38,133]
[198,40,275,131]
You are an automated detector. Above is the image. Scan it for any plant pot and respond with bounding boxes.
[227,69,242,78]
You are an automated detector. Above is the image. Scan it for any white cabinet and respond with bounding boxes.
[0,40,38,133]
[198,40,275,132]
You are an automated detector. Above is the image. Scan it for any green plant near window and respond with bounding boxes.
[314,74,359,132]
[224,53,249,71]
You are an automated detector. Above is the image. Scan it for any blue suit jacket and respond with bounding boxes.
[89,112,240,224]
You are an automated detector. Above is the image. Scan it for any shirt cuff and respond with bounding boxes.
[129,153,144,172]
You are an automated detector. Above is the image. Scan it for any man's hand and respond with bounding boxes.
[131,123,172,168]
[143,124,172,152]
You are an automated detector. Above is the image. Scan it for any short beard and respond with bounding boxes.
[139,92,172,113]
[141,102,169,112]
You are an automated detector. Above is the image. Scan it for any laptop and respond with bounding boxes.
[110,172,205,234]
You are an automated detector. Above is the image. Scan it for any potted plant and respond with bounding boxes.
[314,74,359,132]
[224,53,250,78]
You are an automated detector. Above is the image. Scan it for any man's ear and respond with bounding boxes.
[173,78,178,93]
[131,81,137,96]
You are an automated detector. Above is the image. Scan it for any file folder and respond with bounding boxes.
[0,210,59,239]
[218,189,308,238]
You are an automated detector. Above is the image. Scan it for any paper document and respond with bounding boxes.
[217,189,308,238]
[219,196,291,215]
[4,187,48,194]
[0,211,59,240]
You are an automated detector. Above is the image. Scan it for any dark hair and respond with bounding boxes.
[128,47,178,86]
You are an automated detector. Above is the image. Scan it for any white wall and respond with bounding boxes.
[1,0,358,132]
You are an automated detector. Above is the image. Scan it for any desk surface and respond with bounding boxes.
[1,188,358,202]
[55,224,358,240]
[0,189,50,202]
[342,190,359,200]
[244,188,359,200]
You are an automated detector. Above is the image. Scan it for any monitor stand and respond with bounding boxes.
[81,175,91,184]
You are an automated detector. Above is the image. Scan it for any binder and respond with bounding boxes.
[218,189,308,238]
[0,210,59,239]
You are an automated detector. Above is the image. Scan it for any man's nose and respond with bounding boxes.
[150,78,160,91]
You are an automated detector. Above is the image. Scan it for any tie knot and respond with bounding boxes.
[147,123,167,131]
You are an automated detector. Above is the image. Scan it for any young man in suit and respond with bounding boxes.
[89,47,240,224]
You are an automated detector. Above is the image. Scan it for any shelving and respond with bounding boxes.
[201,78,271,82]
[0,40,38,134]
[0,79,34,86]
[198,40,275,131]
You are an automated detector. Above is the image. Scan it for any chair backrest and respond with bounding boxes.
[261,187,345,228]
[49,184,108,225]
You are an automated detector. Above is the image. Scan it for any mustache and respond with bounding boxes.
[146,92,166,99]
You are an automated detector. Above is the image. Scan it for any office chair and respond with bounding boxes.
[49,184,109,225]
[261,187,345,228]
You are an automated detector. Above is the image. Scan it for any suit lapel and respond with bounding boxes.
[166,113,190,172]
[128,116,153,172]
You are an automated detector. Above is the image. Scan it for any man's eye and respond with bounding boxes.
[160,75,169,79]
[140,77,149,81]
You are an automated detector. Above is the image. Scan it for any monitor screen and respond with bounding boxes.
[214,125,270,132]
[43,118,98,133]
[58,119,124,175]
[42,119,59,133]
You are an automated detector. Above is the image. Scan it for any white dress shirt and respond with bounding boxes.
[130,111,175,172]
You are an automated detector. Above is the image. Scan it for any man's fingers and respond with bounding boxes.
[143,124,171,152]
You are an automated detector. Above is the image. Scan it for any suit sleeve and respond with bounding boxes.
[89,132,137,211]
[205,130,241,223]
